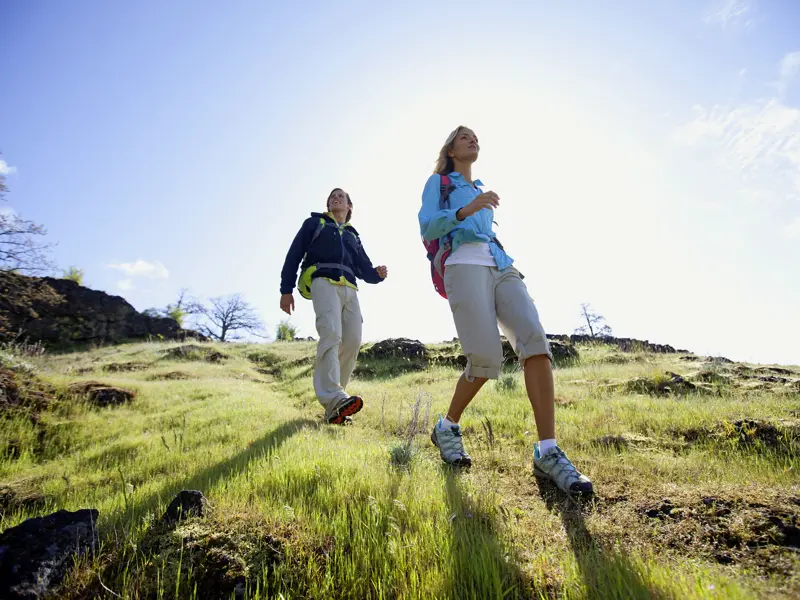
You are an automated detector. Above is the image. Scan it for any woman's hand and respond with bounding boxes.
[280,293,295,315]
[376,265,388,279]
[458,191,499,220]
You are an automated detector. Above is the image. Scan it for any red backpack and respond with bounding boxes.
[422,175,456,298]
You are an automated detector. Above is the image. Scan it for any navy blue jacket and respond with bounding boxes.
[280,213,384,295]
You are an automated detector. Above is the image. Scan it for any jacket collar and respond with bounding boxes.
[449,172,484,187]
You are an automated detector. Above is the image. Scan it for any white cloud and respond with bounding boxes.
[106,259,169,280]
[0,158,16,176]
[673,98,800,206]
[0,206,16,218]
[705,0,756,29]
[778,51,800,96]
[117,279,135,291]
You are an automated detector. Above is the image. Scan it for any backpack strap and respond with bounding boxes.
[309,218,326,247]
[439,175,454,210]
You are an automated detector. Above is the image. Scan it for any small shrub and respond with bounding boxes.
[276,319,297,342]
[389,442,416,470]
[496,373,519,393]
[62,266,84,285]
[167,305,186,326]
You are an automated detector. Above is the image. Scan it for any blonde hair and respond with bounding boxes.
[434,125,473,175]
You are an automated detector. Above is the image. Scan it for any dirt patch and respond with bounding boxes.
[640,496,800,575]
[95,517,286,600]
[147,371,193,381]
[691,369,733,385]
[0,364,55,422]
[622,372,697,396]
[674,419,800,454]
[67,381,136,407]
[590,433,658,451]
[0,479,47,517]
[163,345,228,363]
[101,362,151,373]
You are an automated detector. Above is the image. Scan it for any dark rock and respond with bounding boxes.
[162,490,209,523]
[360,338,428,360]
[68,381,136,407]
[0,271,204,346]
[679,355,700,362]
[0,508,98,600]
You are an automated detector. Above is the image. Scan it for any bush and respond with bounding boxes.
[276,319,297,342]
[62,266,84,285]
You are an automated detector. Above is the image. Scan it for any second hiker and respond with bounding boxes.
[280,188,388,424]
[418,126,593,496]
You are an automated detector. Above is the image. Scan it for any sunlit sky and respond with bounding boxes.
[2,1,799,365]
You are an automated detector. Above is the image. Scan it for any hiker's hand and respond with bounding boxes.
[376,265,388,279]
[280,293,295,315]
[461,191,499,219]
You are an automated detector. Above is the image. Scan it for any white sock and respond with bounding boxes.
[538,438,557,454]
[438,416,458,430]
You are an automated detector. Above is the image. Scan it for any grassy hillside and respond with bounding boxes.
[1,339,798,599]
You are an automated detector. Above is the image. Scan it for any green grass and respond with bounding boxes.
[1,341,798,599]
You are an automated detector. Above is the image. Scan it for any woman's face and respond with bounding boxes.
[328,189,350,212]
[448,129,479,163]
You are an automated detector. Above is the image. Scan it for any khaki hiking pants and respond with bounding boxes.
[311,278,362,418]
[443,264,552,380]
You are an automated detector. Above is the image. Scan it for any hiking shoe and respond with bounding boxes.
[327,396,363,425]
[431,419,472,467]
[533,444,593,496]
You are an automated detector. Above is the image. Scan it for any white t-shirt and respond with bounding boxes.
[445,242,496,267]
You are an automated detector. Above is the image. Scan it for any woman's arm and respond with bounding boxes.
[418,174,462,241]
[279,219,314,294]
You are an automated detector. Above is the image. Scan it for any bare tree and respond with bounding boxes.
[575,303,612,338]
[197,294,263,341]
[1,157,55,274]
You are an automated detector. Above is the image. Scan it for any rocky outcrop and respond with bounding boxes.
[0,508,99,600]
[547,333,689,354]
[0,271,202,346]
[360,338,428,360]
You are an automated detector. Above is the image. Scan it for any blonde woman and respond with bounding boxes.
[281,188,387,424]
[418,127,592,495]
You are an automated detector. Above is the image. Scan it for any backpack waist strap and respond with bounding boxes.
[313,263,355,277]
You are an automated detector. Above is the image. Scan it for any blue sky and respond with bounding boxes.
[2,0,799,365]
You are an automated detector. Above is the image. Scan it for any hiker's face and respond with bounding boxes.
[328,189,350,212]
[449,129,479,163]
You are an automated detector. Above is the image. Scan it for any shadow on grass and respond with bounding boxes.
[128,418,318,523]
[443,470,535,600]
[534,478,662,600]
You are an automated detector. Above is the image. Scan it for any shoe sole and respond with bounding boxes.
[328,397,363,425]
[430,429,472,467]
[533,464,593,496]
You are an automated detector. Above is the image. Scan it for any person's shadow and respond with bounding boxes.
[442,470,534,600]
[534,479,660,600]
[127,418,318,522]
